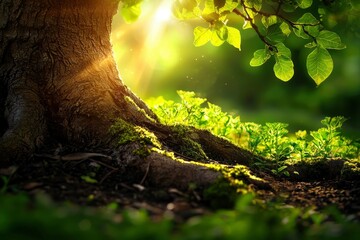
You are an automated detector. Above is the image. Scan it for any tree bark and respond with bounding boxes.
[0,0,255,190]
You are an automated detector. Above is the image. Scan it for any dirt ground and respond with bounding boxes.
[2,148,359,222]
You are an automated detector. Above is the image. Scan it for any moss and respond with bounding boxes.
[203,177,238,209]
[202,162,268,208]
[341,159,360,180]
[110,119,267,196]
[109,118,161,157]
[206,163,265,189]
[109,119,139,145]
[151,147,180,161]
[124,96,157,123]
[170,125,209,162]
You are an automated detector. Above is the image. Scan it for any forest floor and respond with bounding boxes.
[2,148,359,223]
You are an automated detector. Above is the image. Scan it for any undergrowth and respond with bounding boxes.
[147,90,360,177]
[1,193,359,240]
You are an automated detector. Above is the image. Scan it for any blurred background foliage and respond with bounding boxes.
[111,0,359,137]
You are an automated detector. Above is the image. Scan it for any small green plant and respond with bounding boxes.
[147,90,242,141]
[243,122,292,176]
[306,116,357,159]
[290,130,308,161]
[147,91,359,176]
[271,165,290,177]
[259,122,293,162]
[243,122,263,154]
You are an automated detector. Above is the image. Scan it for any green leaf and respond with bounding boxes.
[180,0,198,11]
[294,13,320,38]
[280,22,291,36]
[226,26,241,49]
[316,30,346,50]
[193,26,212,46]
[266,24,286,44]
[215,24,228,40]
[274,55,294,81]
[293,27,309,39]
[281,1,297,12]
[211,28,226,46]
[243,20,252,29]
[244,0,262,11]
[306,46,333,85]
[81,175,98,184]
[297,0,313,9]
[305,42,317,48]
[250,49,271,67]
[262,16,277,28]
[202,12,220,23]
[217,0,239,13]
[275,43,291,58]
[121,3,142,23]
[172,0,199,20]
[277,165,288,172]
[203,0,216,14]
[297,13,319,25]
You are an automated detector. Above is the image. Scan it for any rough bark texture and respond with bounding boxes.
[1,0,154,159]
[0,0,254,190]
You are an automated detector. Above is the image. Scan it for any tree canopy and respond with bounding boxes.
[118,0,356,85]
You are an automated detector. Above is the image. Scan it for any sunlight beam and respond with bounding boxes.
[153,2,172,22]
[111,0,179,97]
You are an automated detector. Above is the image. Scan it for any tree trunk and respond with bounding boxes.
[0,0,255,190]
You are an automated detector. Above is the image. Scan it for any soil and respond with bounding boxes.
[1,145,360,222]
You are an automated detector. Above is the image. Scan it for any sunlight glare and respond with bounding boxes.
[111,0,180,97]
[154,2,172,22]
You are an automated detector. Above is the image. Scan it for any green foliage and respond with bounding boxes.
[0,194,172,240]
[273,43,294,81]
[147,91,359,175]
[119,0,143,23]
[117,0,351,84]
[1,193,360,239]
[170,0,348,84]
[306,116,358,159]
[306,46,333,85]
[147,90,242,140]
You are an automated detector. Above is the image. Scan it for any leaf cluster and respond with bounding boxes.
[170,0,347,84]
[117,0,350,84]
[119,0,143,23]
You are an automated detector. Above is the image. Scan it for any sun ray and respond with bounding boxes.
[111,0,178,97]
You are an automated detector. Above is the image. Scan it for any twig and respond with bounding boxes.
[140,162,151,185]
[100,169,119,184]
[34,152,111,161]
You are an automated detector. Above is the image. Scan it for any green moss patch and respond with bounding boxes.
[109,118,161,157]
[168,125,209,162]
